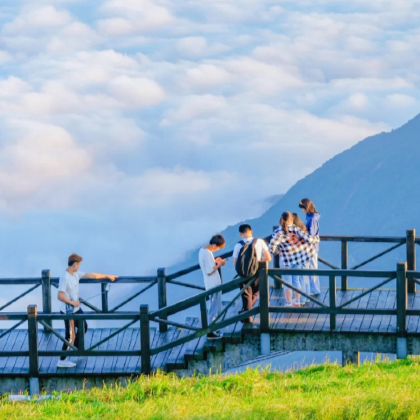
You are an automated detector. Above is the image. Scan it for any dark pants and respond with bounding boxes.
[60,307,88,361]
[240,278,260,315]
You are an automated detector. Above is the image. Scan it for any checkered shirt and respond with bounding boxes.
[268,225,320,267]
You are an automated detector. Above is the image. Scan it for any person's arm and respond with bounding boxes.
[307,216,319,236]
[294,227,320,244]
[261,249,272,262]
[82,273,118,281]
[268,230,287,255]
[207,259,226,276]
[57,291,81,308]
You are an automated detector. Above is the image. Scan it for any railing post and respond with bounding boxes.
[341,241,348,291]
[259,261,270,355]
[157,268,168,333]
[200,297,208,329]
[396,262,408,359]
[140,304,151,375]
[406,229,416,293]
[77,316,85,352]
[272,225,282,289]
[101,283,109,313]
[329,275,336,331]
[41,269,52,330]
[28,305,39,377]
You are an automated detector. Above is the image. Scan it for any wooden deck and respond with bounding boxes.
[1,287,420,377]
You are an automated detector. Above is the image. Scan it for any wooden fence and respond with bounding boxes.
[0,230,419,378]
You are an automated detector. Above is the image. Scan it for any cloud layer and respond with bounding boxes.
[0,0,419,278]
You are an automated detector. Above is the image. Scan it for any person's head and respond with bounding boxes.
[208,234,226,251]
[293,213,307,232]
[279,211,294,232]
[68,253,83,271]
[299,198,317,215]
[239,224,252,239]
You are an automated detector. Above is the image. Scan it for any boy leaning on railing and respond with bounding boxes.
[56,253,118,368]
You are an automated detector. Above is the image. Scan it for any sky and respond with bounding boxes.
[0,0,420,287]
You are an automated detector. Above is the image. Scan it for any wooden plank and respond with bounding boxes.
[150,329,168,370]
[48,328,67,375]
[339,291,357,332]
[334,289,349,331]
[369,290,389,333]
[379,290,396,333]
[313,290,329,331]
[183,318,201,362]
[359,290,380,332]
[408,293,420,333]
[39,330,58,374]
[84,329,105,374]
[0,331,19,372]
[22,330,47,375]
[269,287,283,329]
[92,328,113,374]
[2,330,26,374]
[407,294,417,333]
[220,297,242,341]
[387,291,397,334]
[112,329,133,373]
[166,318,194,371]
[124,329,141,373]
[73,328,93,374]
[10,330,30,374]
[348,288,372,332]
[101,328,123,374]
[153,327,177,371]
[106,328,127,374]
[134,328,156,374]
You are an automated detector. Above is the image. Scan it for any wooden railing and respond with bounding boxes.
[2,260,420,378]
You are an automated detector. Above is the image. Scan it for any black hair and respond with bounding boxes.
[209,234,225,247]
[239,224,252,234]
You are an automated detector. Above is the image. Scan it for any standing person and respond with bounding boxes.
[233,224,272,323]
[57,253,118,368]
[299,198,321,295]
[269,212,319,307]
[292,213,311,304]
[198,234,227,339]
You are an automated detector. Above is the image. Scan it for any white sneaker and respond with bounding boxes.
[57,360,76,368]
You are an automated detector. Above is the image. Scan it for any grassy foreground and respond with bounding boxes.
[2,358,420,419]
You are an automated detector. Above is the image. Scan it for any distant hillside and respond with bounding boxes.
[165,113,420,299]
[119,113,420,311]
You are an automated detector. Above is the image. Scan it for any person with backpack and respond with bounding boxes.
[299,198,321,295]
[198,234,227,339]
[233,224,271,323]
[269,212,319,307]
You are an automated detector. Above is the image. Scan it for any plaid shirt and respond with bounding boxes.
[268,225,320,267]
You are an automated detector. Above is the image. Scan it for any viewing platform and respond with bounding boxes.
[1,229,420,394]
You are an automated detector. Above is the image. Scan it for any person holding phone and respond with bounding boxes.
[198,234,226,340]
[56,253,118,368]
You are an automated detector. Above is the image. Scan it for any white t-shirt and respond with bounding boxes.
[58,270,85,313]
[233,237,269,261]
[198,247,222,290]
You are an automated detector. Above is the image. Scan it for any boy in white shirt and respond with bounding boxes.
[56,253,118,368]
[233,224,271,323]
[198,234,226,340]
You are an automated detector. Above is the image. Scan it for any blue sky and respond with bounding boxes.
[0,0,419,290]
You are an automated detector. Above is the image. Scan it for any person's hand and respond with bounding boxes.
[219,259,227,267]
[215,257,222,263]
[108,275,118,282]
[73,300,81,307]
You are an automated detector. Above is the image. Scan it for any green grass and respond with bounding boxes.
[2,358,420,419]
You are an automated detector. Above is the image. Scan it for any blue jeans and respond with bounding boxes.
[307,254,321,294]
[283,263,305,302]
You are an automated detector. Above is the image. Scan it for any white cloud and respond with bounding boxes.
[108,75,166,107]
[186,64,232,88]
[97,0,173,35]
[2,6,72,34]
[176,37,230,57]
[162,94,228,124]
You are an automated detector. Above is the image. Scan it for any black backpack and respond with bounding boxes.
[235,239,259,278]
